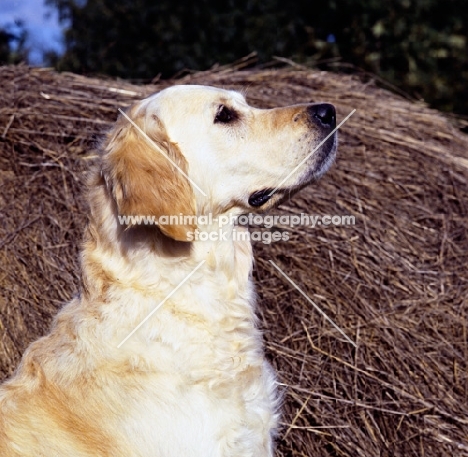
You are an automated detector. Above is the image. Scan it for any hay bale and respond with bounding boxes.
[1,63,467,456]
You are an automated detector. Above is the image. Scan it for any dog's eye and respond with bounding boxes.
[214,105,238,124]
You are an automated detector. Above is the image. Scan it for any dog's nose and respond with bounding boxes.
[307,103,336,129]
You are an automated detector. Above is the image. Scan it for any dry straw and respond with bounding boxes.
[1,61,468,456]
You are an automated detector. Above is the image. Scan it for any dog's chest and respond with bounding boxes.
[121,369,276,457]
[114,294,277,456]
[117,351,277,457]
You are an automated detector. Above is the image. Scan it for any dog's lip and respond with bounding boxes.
[248,189,274,207]
[310,132,337,177]
[248,133,337,209]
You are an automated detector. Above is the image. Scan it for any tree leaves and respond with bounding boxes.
[46,0,468,116]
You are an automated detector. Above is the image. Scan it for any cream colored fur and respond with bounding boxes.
[0,85,337,457]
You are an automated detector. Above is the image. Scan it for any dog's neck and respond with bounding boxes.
[80,173,254,309]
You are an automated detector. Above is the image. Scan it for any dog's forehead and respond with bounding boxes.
[144,85,246,112]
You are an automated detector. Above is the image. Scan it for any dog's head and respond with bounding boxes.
[102,85,337,241]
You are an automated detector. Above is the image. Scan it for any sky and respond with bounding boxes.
[0,0,65,64]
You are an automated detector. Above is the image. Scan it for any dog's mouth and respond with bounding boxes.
[248,189,274,207]
[247,132,337,210]
[248,188,293,209]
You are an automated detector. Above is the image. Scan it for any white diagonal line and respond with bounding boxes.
[268,260,356,347]
[268,109,356,197]
[117,260,206,348]
[118,108,207,197]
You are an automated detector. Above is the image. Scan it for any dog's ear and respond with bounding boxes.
[102,106,197,241]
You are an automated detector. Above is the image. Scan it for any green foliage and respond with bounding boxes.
[0,22,28,65]
[47,0,468,115]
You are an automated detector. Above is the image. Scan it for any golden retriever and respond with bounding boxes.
[0,85,337,457]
